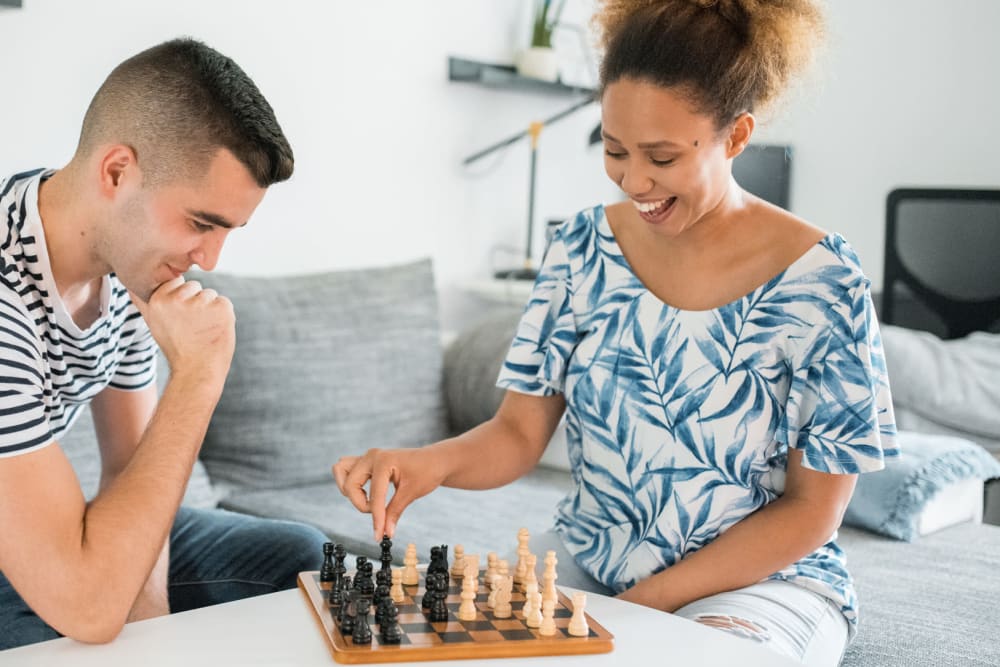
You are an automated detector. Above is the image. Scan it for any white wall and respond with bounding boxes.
[1,0,997,323]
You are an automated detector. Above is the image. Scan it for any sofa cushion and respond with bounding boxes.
[843,431,1000,541]
[881,325,1000,453]
[839,523,1000,667]
[219,466,575,561]
[193,260,447,491]
[60,401,219,509]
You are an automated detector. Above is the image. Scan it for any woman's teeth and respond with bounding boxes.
[632,198,669,213]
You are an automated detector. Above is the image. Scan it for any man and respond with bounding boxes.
[0,39,327,650]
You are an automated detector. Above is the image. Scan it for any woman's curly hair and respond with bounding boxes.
[593,0,824,128]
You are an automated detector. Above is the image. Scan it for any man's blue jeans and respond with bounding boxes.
[0,507,328,650]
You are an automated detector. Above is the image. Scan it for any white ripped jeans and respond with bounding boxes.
[521,531,848,666]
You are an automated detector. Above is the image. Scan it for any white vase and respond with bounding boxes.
[515,47,559,83]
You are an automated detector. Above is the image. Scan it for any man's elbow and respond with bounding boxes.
[40,594,130,645]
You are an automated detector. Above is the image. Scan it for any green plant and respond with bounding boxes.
[529,0,567,49]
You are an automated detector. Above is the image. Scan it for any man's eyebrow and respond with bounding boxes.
[602,131,684,150]
[186,209,247,229]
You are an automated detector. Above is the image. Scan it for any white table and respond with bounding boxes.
[2,587,799,666]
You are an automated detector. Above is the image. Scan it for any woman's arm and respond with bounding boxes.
[333,390,565,541]
[617,448,857,612]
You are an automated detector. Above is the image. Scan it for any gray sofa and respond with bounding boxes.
[60,260,1000,666]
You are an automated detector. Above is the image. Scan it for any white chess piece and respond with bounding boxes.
[538,598,557,636]
[523,553,538,593]
[514,528,530,587]
[568,592,589,636]
[451,544,466,578]
[458,571,477,621]
[542,549,558,604]
[403,543,419,585]
[494,575,513,619]
[524,581,543,628]
[390,567,405,603]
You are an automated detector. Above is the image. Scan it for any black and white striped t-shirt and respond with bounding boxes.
[0,169,157,457]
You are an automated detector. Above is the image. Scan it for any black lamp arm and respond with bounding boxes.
[463,95,596,165]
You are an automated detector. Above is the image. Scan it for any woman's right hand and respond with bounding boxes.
[332,446,450,542]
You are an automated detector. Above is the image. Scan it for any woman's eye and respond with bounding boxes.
[651,157,675,167]
[192,220,213,232]
[604,150,626,159]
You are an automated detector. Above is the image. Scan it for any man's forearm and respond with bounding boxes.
[71,372,222,637]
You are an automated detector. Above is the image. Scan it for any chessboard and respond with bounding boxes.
[298,569,615,664]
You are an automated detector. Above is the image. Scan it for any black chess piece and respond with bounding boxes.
[380,604,402,645]
[334,544,347,587]
[338,586,355,635]
[353,557,368,592]
[428,546,443,575]
[359,561,375,596]
[379,535,393,577]
[375,585,391,627]
[329,568,345,607]
[420,573,434,612]
[352,597,373,645]
[320,542,336,583]
[429,572,450,622]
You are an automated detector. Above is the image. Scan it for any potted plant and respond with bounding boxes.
[515,0,567,82]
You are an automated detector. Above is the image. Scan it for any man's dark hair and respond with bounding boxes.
[77,37,293,187]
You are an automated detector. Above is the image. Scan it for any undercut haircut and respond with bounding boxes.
[77,38,293,187]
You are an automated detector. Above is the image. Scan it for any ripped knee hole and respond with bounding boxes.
[693,614,771,642]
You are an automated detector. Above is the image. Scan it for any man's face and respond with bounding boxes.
[103,149,266,301]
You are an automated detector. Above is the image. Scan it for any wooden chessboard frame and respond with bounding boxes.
[298,570,614,664]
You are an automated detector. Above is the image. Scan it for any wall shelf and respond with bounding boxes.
[0,0,23,7]
[448,56,592,97]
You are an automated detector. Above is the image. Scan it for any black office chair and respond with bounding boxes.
[882,188,1000,339]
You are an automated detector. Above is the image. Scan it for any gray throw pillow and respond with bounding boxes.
[442,308,523,434]
[192,260,447,490]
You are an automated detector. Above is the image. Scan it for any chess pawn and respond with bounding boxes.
[429,573,450,622]
[494,575,513,619]
[523,581,542,628]
[390,567,405,603]
[539,598,557,636]
[463,555,480,595]
[338,586,355,635]
[458,571,478,621]
[486,552,498,583]
[403,543,419,585]
[568,592,590,637]
[352,597,373,644]
[380,604,402,644]
[514,528,530,587]
[451,544,466,578]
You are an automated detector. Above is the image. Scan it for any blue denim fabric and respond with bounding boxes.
[0,507,327,650]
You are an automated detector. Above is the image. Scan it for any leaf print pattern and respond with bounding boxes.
[497,205,898,637]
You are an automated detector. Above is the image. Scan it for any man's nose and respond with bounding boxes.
[190,233,225,272]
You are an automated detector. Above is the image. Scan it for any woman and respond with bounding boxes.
[335,1,896,663]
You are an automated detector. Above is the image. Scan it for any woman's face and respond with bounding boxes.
[601,78,750,238]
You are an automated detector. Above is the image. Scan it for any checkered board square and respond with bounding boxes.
[298,570,614,663]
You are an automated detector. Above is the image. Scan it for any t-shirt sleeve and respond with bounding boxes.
[780,282,899,473]
[109,304,158,391]
[496,224,577,396]
[0,299,54,457]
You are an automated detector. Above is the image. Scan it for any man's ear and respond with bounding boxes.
[97,144,140,198]
[726,112,755,159]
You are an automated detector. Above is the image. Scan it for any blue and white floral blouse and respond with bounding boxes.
[497,205,898,635]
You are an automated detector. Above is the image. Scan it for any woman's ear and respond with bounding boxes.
[726,112,755,159]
